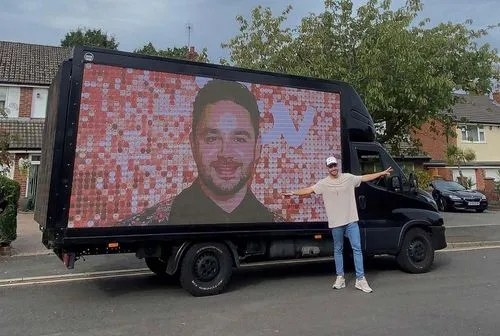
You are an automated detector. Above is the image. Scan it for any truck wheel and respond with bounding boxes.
[145,257,179,284]
[179,242,233,297]
[145,257,167,276]
[396,228,434,273]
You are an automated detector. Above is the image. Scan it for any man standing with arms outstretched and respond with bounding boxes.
[283,156,392,293]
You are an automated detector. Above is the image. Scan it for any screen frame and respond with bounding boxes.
[51,46,356,237]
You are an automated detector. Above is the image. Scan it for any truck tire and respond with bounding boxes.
[179,242,233,297]
[145,257,179,284]
[396,228,434,273]
[145,257,167,276]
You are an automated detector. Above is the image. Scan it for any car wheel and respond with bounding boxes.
[179,242,233,297]
[437,196,448,212]
[396,228,434,274]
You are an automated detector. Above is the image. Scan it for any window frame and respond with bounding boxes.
[459,124,486,143]
[0,86,7,111]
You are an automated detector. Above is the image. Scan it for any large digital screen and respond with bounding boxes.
[67,63,341,228]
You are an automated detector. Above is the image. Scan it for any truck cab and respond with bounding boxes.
[341,91,445,272]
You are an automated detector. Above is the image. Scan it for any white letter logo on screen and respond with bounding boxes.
[261,102,315,147]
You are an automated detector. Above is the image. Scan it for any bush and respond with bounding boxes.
[403,167,433,191]
[0,175,20,246]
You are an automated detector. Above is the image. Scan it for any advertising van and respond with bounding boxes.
[35,46,446,296]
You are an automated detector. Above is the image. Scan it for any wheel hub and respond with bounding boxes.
[194,252,220,282]
[408,239,426,263]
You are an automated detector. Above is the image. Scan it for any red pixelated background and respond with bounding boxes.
[68,64,341,228]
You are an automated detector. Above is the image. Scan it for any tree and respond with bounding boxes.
[446,144,476,187]
[221,0,500,153]
[61,28,119,49]
[134,42,209,63]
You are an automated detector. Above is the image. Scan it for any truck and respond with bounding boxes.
[34,46,446,296]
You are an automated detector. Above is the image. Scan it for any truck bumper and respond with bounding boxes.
[430,226,447,251]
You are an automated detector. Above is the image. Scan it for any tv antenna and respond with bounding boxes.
[186,22,193,47]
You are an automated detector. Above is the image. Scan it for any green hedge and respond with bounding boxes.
[0,175,20,246]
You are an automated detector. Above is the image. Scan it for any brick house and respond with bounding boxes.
[412,91,500,201]
[0,41,71,208]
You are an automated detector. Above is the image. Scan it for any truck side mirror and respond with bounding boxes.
[389,176,402,192]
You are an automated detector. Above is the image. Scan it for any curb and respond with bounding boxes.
[0,249,54,258]
[439,241,500,251]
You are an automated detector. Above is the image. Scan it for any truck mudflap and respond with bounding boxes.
[430,226,447,250]
[62,251,76,269]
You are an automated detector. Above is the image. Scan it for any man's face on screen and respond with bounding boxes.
[191,100,259,196]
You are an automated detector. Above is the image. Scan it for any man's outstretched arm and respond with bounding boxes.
[282,187,315,197]
[361,167,393,182]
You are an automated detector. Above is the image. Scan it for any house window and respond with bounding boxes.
[0,86,20,117]
[0,87,6,111]
[460,125,485,143]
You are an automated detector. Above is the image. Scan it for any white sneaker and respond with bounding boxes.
[355,277,373,293]
[332,275,346,289]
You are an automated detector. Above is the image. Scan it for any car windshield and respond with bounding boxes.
[433,180,467,191]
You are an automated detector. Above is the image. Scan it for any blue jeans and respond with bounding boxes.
[331,221,365,279]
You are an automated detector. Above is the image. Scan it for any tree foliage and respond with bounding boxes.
[446,144,476,185]
[0,175,20,246]
[221,0,500,153]
[61,28,119,49]
[134,42,209,62]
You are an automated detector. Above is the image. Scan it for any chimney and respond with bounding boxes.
[493,90,500,106]
[186,46,198,61]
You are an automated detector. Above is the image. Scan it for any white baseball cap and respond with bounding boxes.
[326,156,337,166]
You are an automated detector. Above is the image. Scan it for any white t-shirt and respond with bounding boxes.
[311,173,362,228]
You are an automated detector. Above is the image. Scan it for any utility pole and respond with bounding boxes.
[186,23,193,47]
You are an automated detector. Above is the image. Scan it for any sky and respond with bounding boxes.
[2,0,500,63]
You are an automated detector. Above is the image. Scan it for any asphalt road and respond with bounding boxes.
[442,209,500,244]
[441,209,499,227]
[1,248,499,336]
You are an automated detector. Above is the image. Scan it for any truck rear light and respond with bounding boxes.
[108,242,119,248]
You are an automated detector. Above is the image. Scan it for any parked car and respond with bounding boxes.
[429,179,488,212]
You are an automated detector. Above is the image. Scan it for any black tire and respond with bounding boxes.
[396,228,434,273]
[145,257,179,284]
[476,209,485,213]
[145,257,167,276]
[437,196,448,212]
[179,242,233,297]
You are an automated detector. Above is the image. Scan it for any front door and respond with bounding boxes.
[350,143,403,254]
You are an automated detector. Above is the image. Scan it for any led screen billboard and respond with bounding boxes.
[68,64,341,228]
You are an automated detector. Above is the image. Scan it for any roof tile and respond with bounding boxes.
[452,94,500,124]
[0,118,45,149]
[0,41,71,86]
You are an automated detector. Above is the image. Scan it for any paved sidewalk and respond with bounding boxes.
[8,213,51,257]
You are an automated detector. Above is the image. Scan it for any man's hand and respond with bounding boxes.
[382,167,393,176]
[361,167,393,182]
